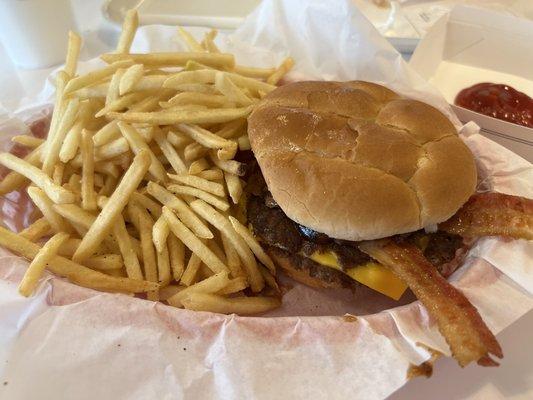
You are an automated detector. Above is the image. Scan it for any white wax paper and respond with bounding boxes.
[0,1,532,399]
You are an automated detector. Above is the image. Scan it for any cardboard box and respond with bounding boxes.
[409,5,533,162]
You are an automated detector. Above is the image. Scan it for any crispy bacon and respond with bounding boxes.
[439,192,533,240]
[359,240,503,367]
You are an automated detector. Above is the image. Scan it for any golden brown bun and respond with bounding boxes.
[247,81,477,241]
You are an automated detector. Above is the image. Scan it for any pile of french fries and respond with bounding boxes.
[0,10,293,315]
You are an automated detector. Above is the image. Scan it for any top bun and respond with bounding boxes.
[247,81,477,241]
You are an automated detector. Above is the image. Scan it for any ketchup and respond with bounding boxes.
[454,83,533,128]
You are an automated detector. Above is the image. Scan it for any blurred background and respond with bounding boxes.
[0,1,531,399]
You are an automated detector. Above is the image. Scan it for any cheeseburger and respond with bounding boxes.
[244,81,533,367]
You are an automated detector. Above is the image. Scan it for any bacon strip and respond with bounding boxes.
[359,240,503,367]
[439,192,533,240]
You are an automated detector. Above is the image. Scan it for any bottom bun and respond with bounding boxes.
[267,246,357,290]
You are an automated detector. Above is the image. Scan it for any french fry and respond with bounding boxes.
[19,217,52,242]
[119,63,144,95]
[116,9,138,54]
[163,104,209,113]
[136,204,159,300]
[177,123,235,149]
[0,226,157,293]
[66,173,81,193]
[131,192,162,218]
[18,232,70,296]
[168,234,185,281]
[180,253,202,286]
[0,23,291,314]
[96,92,145,117]
[162,207,227,274]
[73,150,151,262]
[207,238,226,263]
[57,238,82,257]
[177,26,203,52]
[233,65,276,79]
[267,57,295,85]
[93,173,104,188]
[216,141,237,161]
[184,142,208,162]
[224,171,243,204]
[42,98,80,175]
[81,129,97,211]
[135,125,155,142]
[237,135,251,151]
[99,175,117,197]
[167,184,229,212]
[152,215,170,253]
[106,68,124,106]
[112,214,143,280]
[108,106,253,125]
[52,163,65,185]
[121,74,167,92]
[167,130,193,148]
[215,72,253,106]
[154,130,187,174]
[118,122,167,182]
[52,204,118,252]
[27,187,73,234]
[45,71,69,158]
[95,137,129,160]
[93,120,121,146]
[183,60,215,71]
[147,182,213,239]
[59,118,84,163]
[201,29,219,53]
[159,284,183,301]
[163,69,214,87]
[209,152,246,176]
[220,231,243,278]
[197,168,224,181]
[164,92,231,108]
[181,293,280,315]
[229,216,275,274]
[65,31,82,77]
[93,160,121,178]
[128,95,161,112]
[84,254,123,271]
[168,83,218,94]
[70,84,109,99]
[168,271,229,307]
[259,265,280,293]
[11,135,44,149]
[188,158,209,175]
[215,119,246,139]
[64,60,133,94]
[167,173,225,197]
[190,200,264,292]
[157,242,171,286]
[101,52,235,69]
[216,276,248,295]
[0,146,43,195]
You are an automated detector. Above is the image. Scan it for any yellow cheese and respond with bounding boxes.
[309,250,340,269]
[309,250,407,300]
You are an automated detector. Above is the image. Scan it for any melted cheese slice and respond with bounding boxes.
[309,250,407,300]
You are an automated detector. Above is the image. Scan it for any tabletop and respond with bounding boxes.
[0,1,531,399]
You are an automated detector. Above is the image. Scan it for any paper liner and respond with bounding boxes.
[0,1,531,398]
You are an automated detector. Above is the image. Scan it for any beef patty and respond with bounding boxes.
[244,157,466,285]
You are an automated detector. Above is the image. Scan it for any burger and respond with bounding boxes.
[244,80,532,367]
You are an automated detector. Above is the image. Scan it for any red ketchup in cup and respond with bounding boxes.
[455,83,533,128]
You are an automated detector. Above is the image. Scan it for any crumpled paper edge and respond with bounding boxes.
[0,0,532,398]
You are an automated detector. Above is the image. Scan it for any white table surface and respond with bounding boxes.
[0,1,531,399]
